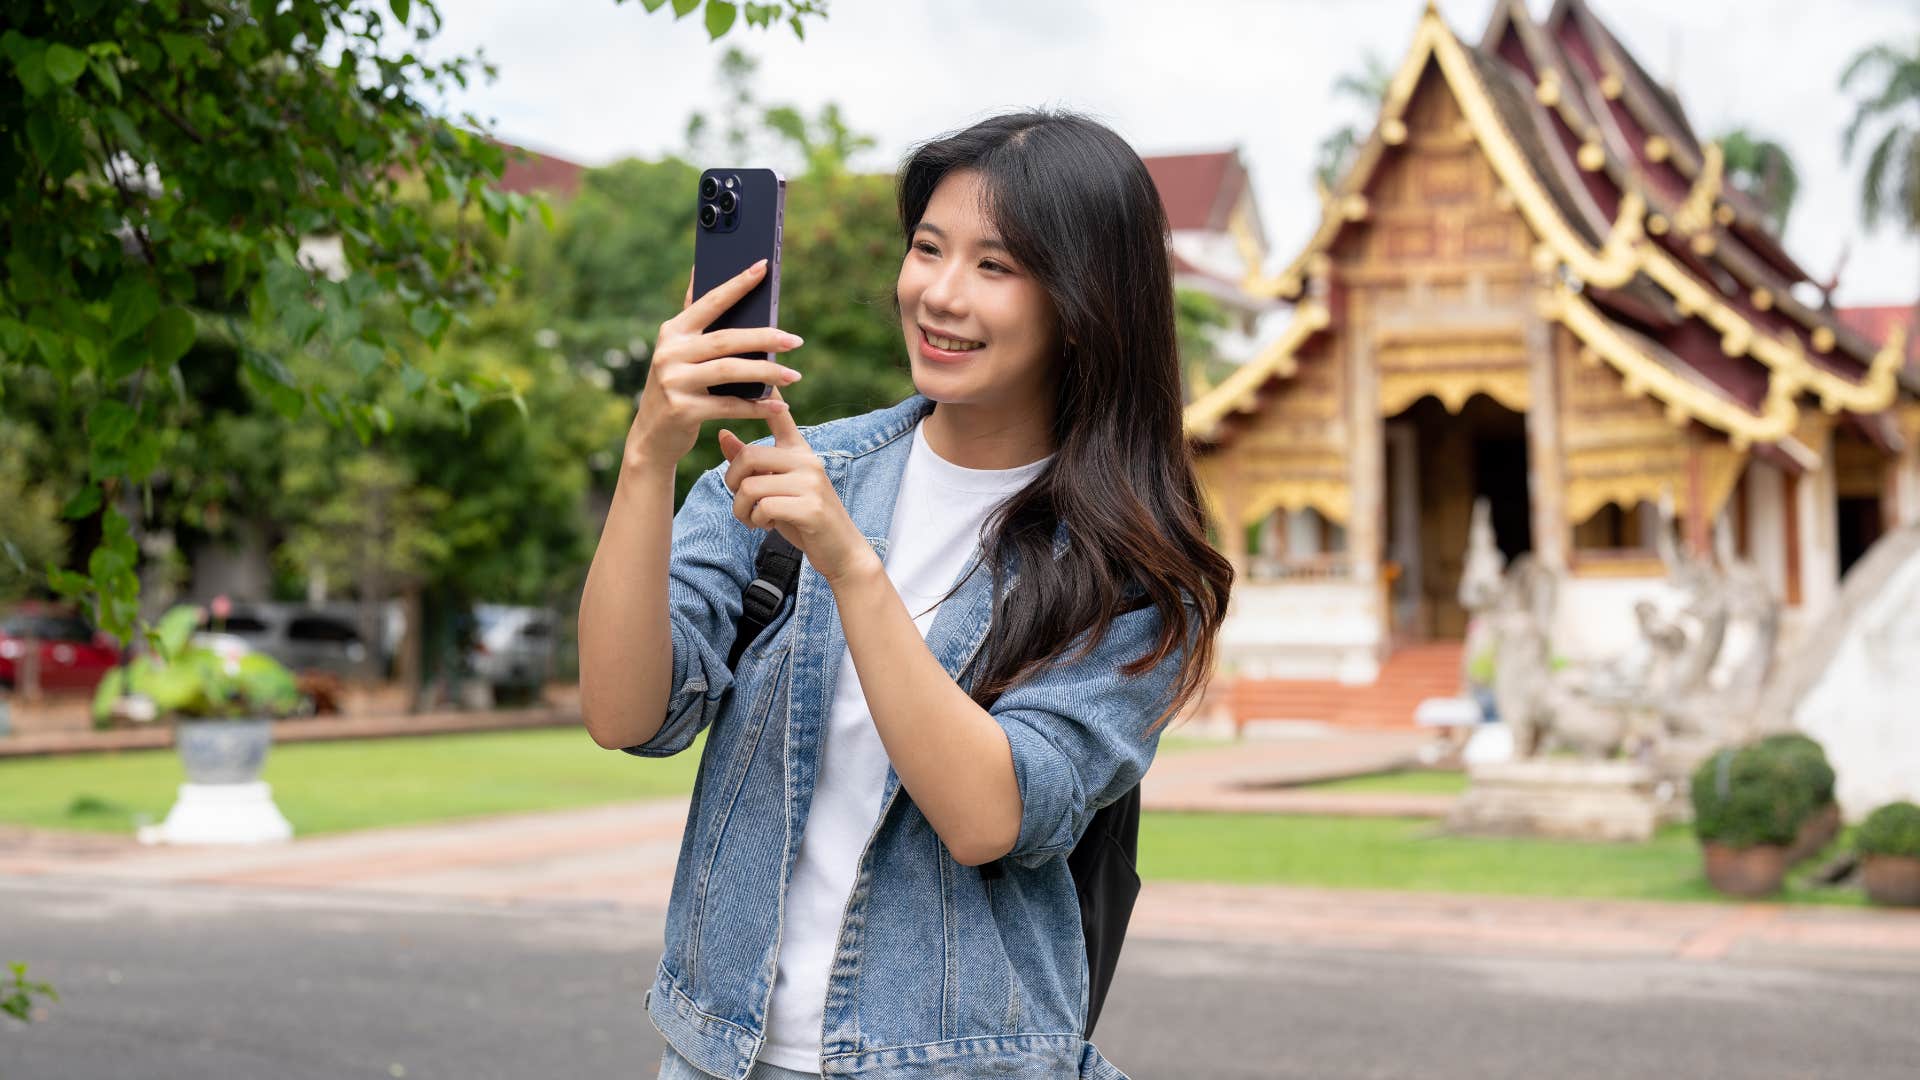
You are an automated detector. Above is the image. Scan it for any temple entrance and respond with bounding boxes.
[1384,393,1532,640]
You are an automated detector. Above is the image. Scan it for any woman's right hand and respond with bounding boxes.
[624,259,804,469]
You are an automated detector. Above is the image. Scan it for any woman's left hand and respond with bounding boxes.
[717,387,878,587]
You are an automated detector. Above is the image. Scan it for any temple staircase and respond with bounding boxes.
[1227,642,1464,732]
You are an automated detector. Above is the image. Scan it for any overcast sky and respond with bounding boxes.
[424,0,1918,307]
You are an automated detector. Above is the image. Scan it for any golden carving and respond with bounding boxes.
[1599,72,1623,99]
[1752,288,1774,311]
[1691,232,1717,257]
[1645,135,1671,163]
[1577,142,1606,172]
[1381,117,1408,145]
[1647,213,1669,236]
[1543,283,1799,449]
[1811,326,1836,353]
[1673,141,1724,235]
[1535,70,1561,106]
[1379,366,1530,416]
[1714,204,1737,226]
[1183,301,1333,441]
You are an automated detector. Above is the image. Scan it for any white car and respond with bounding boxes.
[465,605,558,705]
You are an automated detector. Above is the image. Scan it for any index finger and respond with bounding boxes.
[677,259,769,333]
[763,385,807,450]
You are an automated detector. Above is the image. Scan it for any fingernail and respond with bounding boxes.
[781,333,804,347]
[752,258,768,273]
[780,367,803,380]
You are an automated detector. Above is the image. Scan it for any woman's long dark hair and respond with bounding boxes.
[893,108,1234,735]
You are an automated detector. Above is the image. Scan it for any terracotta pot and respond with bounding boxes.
[1786,801,1842,865]
[1862,854,1920,907]
[1701,842,1788,898]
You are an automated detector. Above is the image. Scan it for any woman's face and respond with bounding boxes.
[897,169,1062,415]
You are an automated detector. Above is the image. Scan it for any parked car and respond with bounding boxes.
[202,602,372,678]
[466,604,558,704]
[0,601,123,693]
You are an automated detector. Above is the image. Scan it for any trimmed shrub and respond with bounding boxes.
[1691,743,1815,849]
[1759,732,1836,805]
[1856,802,1920,859]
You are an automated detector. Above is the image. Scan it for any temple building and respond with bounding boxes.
[1182,0,1918,727]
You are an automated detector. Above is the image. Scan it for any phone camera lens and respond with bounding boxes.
[717,190,737,214]
[700,177,720,199]
[699,204,718,228]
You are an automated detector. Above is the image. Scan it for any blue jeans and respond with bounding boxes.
[659,1041,820,1080]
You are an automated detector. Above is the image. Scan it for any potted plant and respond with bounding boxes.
[91,603,303,787]
[1856,802,1920,908]
[1690,742,1814,898]
[1760,733,1840,864]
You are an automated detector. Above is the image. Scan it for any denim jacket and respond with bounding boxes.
[624,392,1190,1080]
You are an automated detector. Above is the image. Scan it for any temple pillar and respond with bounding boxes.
[1893,436,1920,529]
[1795,425,1840,617]
[1347,305,1383,588]
[1219,479,1250,585]
[1526,317,1569,573]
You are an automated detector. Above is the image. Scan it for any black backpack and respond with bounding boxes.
[729,530,1142,1041]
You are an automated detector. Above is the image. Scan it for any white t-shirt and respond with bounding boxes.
[758,417,1053,1073]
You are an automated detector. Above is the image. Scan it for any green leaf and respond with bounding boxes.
[62,484,102,520]
[346,340,385,378]
[400,364,429,397]
[43,43,87,86]
[154,604,202,662]
[450,380,481,416]
[147,306,196,366]
[640,0,669,11]
[390,0,411,24]
[108,276,161,343]
[409,303,448,342]
[88,399,137,449]
[705,1,737,38]
[13,42,49,96]
[371,403,394,433]
[89,55,122,99]
[672,0,700,16]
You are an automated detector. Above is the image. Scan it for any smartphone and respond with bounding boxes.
[693,167,787,400]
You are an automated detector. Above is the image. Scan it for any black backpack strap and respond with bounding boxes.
[729,530,802,669]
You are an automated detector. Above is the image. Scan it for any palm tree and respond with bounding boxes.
[1841,34,1920,350]
[1840,37,1920,235]
[1314,52,1395,190]
[1715,128,1800,235]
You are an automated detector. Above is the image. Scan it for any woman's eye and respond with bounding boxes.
[914,241,938,256]
[981,261,1008,274]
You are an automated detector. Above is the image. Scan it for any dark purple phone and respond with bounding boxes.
[694,167,787,400]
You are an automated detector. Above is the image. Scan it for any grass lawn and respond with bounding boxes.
[0,727,705,836]
[1296,769,1469,796]
[0,731,1863,906]
[1138,812,1865,906]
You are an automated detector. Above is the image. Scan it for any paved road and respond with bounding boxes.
[3,875,1916,1080]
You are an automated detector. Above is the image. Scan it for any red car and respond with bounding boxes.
[0,601,124,694]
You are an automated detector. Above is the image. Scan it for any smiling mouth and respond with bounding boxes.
[921,327,985,352]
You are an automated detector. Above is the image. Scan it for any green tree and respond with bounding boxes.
[1715,128,1800,235]
[0,421,70,605]
[1841,34,1920,234]
[1175,288,1236,406]
[1314,52,1394,190]
[0,0,828,653]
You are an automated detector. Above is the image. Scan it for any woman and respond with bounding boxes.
[579,108,1233,1080]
